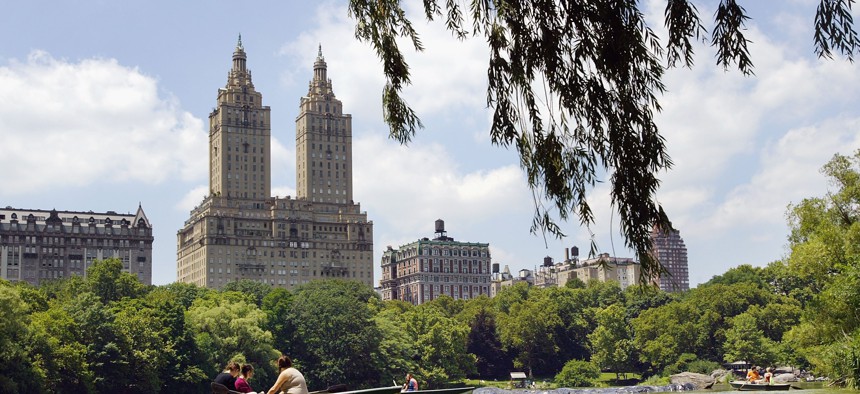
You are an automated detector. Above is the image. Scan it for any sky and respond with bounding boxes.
[1,0,859,287]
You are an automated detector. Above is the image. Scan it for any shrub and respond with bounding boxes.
[555,360,600,388]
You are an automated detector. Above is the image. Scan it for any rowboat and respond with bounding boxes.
[402,387,475,394]
[729,381,792,391]
[311,385,402,394]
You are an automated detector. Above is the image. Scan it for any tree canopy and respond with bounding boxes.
[347,0,859,282]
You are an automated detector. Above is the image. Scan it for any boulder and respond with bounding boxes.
[773,367,795,375]
[773,373,798,383]
[710,369,730,383]
[670,372,715,390]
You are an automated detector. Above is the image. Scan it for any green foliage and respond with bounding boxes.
[639,374,670,386]
[497,287,562,376]
[222,279,273,307]
[704,264,771,289]
[589,304,633,376]
[187,291,279,384]
[554,359,600,388]
[781,151,860,384]
[0,283,45,394]
[661,353,719,376]
[465,308,512,380]
[402,304,477,388]
[372,308,418,387]
[286,280,383,389]
[262,287,296,357]
[86,258,146,303]
[564,277,586,289]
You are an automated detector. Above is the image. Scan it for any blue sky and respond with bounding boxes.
[2,0,858,286]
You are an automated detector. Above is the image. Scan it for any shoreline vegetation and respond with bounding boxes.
[3,152,860,393]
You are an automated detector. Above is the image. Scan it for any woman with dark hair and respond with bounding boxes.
[214,361,241,391]
[267,355,308,394]
[236,364,257,393]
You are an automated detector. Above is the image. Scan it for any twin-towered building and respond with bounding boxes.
[176,38,374,289]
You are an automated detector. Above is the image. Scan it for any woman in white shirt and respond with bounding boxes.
[267,355,309,394]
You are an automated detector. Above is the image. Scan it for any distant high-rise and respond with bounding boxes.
[650,227,689,292]
[177,38,374,289]
[0,206,153,286]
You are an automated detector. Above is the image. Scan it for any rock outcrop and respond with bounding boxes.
[669,372,716,390]
[773,373,798,383]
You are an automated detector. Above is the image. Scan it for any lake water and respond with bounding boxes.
[474,382,847,394]
[710,382,843,393]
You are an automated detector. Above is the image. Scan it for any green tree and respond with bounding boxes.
[113,299,166,393]
[400,305,476,388]
[347,0,859,283]
[86,258,146,304]
[286,280,382,390]
[589,304,633,379]
[781,151,860,386]
[64,292,132,393]
[223,279,273,307]
[29,300,90,393]
[465,308,512,380]
[554,359,600,388]
[372,305,418,387]
[262,287,296,358]
[0,283,45,394]
[704,264,770,289]
[142,288,209,393]
[497,288,561,376]
[186,291,279,384]
[722,312,775,366]
[632,301,700,374]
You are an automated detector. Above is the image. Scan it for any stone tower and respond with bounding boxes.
[295,45,354,204]
[208,35,272,200]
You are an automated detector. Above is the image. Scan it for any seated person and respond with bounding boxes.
[763,367,774,384]
[403,374,418,392]
[747,367,760,382]
[215,362,241,391]
[236,364,257,393]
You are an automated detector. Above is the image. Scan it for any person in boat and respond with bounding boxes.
[746,366,760,382]
[215,361,241,391]
[763,367,774,384]
[403,373,418,392]
[236,364,257,393]
[267,355,308,394]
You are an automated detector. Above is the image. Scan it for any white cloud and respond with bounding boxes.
[0,51,207,196]
[353,132,529,236]
[176,185,209,212]
[278,1,489,127]
[272,186,297,198]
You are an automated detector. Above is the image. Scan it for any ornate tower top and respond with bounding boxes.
[232,34,247,73]
[313,44,327,82]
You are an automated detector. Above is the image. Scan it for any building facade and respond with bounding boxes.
[651,227,690,292]
[177,39,374,289]
[489,265,532,297]
[512,248,641,292]
[380,220,491,305]
[0,206,153,286]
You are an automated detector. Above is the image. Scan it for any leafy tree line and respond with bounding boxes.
[4,151,860,392]
[0,265,820,393]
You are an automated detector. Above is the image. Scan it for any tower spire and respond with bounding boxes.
[313,43,327,82]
